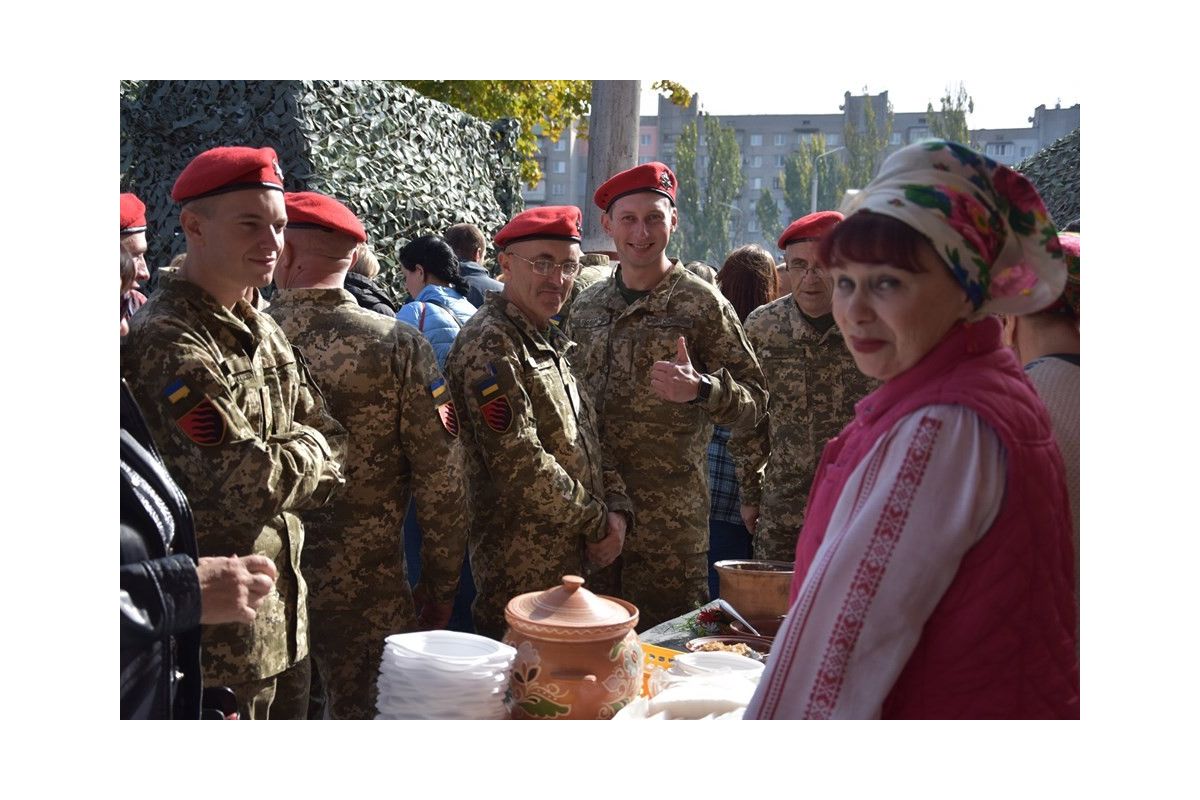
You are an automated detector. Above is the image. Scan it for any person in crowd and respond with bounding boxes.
[444,222,503,307]
[443,206,632,639]
[396,235,477,370]
[344,241,401,316]
[776,261,793,296]
[1004,231,1079,592]
[746,141,1078,719]
[729,212,877,562]
[565,162,766,630]
[552,252,614,328]
[395,234,478,632]
[121,145,348,719]
[120,192,151,325]
[705,244,779,597]
[268,191,468,718]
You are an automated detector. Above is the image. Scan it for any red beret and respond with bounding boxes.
[777,211,844,249]
[120,192,147,235]
[494,206,583,249]
[171,146,285,205]
[593,162,677,211]
[284,192,367,243]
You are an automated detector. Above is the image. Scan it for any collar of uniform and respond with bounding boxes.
[160,274,263,351]
[607,258,685,316]
[271,287,357,308]
[493,291,569,357]
[787,294,844,345]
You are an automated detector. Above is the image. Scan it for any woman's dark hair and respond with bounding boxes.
[817,210,938,274]
[398,234,470,297]
[717,244,779,322]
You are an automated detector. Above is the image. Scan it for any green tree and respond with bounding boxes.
[844,90,894,189]
[780,133,849,219]
[755,187,782,245]
[927,82,975,146]
[403,80,592,187]
[671,115,745,264]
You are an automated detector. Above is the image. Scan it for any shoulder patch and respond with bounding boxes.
[480,395,513,433]
[429,378,459,437]
[162,377,227,447]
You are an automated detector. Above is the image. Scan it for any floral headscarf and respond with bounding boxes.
[839,140,1067,315]
[1044,231,1079,320]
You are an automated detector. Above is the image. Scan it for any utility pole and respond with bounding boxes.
[582,80,641,254]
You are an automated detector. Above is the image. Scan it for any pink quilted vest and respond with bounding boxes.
[791,317,1079,718]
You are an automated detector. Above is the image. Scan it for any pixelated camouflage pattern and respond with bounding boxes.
[309,601,413,719]
[267,289,467,615]
[727,295,878,561]
[552,256,613,329]
[620,549,710,632]
[565,260,766,561]
[121,273,347,685]
[225,655,311,720]
[444,292,631,640]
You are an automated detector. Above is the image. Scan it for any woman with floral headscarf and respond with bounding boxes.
[746,141,1078,719]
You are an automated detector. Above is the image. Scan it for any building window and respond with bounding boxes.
[890,133,902,145]
[774,155,785,168]
[773,133,786,146]
[750,134,763,146]
[554,138,567,152]
[773,176,782,189]
[985,142,1013,157]
[640,133,652,146]
[551,183,565,196]
[553,161,567,174]
[752,177,764,190]
[1020,146,1031,158]
[826,133,841,146]
[909,127,930,142]
[752,155,763,168]
[748,217,759,233]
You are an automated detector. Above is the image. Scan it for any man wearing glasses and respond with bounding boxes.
[566,163,766,630]
[444,206,632,640]
[728,211,877,562]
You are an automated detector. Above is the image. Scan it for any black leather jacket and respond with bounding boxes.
[120,380,203,719]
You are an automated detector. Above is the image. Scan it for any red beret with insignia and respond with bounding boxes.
[284,192,367,243]
[778,211,844,250]
[120,193,147,235]
[593,162,677,211]
[494,205,583,249]
[171,146,285,205]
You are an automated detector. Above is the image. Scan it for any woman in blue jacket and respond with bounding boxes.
[396,235,477,369]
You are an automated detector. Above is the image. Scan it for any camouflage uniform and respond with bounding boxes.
[728,296,878,562]
[566,260,766,630]
[444,292,632,640]
[553,254,613,329]
[120,273,346,706]
[267,288,468,719]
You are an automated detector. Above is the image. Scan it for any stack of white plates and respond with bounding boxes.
[375,630,516,720]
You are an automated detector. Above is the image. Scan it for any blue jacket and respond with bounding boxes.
[397,284,476,369]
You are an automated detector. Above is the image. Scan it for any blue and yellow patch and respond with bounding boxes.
[162,378,191,405]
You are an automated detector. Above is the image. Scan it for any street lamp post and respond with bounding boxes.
[810,146,845,213]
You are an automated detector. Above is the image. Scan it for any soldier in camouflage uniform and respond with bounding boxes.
[266,192,468,718]
[444,206,633,640]
[729,212,877,562]
[121,147,347,719]
[565,163,766,630]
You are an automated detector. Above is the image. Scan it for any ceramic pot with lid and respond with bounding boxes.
[503,575,641,720]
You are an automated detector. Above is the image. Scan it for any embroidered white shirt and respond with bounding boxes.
[745,404,1006,719]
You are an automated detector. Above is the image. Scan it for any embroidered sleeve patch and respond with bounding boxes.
[163,377,227,447]
[480,395,513,433]
[429,378,459,437]
[177,396,227,446]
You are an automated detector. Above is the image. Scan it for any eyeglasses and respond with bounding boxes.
[507,252,581,277]
[782,263,828,279]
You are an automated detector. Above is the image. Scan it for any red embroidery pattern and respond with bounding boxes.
[801,416,942,718]
[480,395,513,433]
[177,397,226,446]
[437,400,460,437]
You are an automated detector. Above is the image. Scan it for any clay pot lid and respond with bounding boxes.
[505,575,637,639]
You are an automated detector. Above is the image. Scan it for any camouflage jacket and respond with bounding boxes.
[727,295,877,561]
[267,288,468,611]
[565,259,766,554]
[444,292,631,633]
[120,273,346,684]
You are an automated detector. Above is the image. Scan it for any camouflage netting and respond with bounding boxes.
[1015,128,1080,230]
[120,80,524,297]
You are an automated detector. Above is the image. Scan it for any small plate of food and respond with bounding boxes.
[685,635,773,662]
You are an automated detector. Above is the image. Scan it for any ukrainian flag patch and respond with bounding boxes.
[162,377,191,405]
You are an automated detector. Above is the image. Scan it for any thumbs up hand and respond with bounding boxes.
[651,335,704,404]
